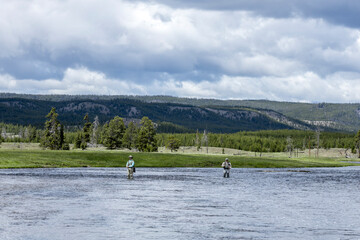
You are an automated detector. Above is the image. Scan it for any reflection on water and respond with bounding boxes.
[1,167,360,239]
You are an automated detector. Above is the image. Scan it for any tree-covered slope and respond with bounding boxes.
[0,97,313,133]
[1,93,358,132]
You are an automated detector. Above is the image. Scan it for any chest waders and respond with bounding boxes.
[223,168,230,178]
[127,167,134,179]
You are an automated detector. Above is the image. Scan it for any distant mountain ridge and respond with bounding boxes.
[0,93,358,132]
[0,95,316,133]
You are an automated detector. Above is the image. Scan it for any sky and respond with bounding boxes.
[1,0,360,102]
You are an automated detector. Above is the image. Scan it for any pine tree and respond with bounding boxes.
[195,129,200,151]
[29,126,37,142]
[60,124,65,147]
[74,114,93,150]
[83,114,92,144]
[355,130,360,158]
[166,135,181,152]
[74,131,83,149]
[100,122,109,144]
[103,116,126,149]
[41,107,62,150]
[137,117,157,152]
[123,121,138,150]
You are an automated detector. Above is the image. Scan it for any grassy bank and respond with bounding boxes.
[0,149,359,168]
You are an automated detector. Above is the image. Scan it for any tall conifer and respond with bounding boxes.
[42,107,62,150]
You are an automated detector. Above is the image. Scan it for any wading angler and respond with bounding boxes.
[126,155,135,179]
[222,158,231,178]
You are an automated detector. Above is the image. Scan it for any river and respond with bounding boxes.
[1,167,359,239]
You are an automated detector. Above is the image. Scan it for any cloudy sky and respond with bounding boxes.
[1,0,360,102]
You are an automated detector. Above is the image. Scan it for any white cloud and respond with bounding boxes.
[146,72,360,103]
[0,67,146,95]
[2,67,360,103]
[0,74,17,88]
[1,0,360,102]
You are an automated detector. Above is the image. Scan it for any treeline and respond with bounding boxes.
[69,114,157,152]
[0,108,157,152]
[157,130,358,153]
[35,108,157,152]
[0,122,42,143]
[1,109,360,156]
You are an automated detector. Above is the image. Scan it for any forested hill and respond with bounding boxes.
[0,97,320,133]
[1,93,359,132]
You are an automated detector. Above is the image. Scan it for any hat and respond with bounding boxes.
[225,158,229,161]
[129,155,133,158]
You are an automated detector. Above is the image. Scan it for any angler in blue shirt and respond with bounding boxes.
[126,155,135,179]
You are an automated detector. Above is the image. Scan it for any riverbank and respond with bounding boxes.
[1,142,356,158]
[0,149,358,168]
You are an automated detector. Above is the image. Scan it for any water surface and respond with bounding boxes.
[1,167,360,239]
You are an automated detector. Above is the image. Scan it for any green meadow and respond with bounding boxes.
[0,149,358,169]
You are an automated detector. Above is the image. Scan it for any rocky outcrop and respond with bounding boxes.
[260,110,312,130]
[59,102,110,114]
[127,107,140,117]
[303,120,338,128]
[169,106,208,117]
[205,108,260,120]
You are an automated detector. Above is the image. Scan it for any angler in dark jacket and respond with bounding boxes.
[221,158,231,178]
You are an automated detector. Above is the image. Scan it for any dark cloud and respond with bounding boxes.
[148,0,360,28]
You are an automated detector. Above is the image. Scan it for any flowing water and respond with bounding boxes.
[0,167,360,239]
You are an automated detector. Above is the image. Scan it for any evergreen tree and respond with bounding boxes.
[166,135,181,152]
[83,114,92,144]
[60,124,65,147]
[28,126,37,142]
[41,107,62,150]
[137,117,157,152]
[74,131,83,149]
[74,114,93,150]
[80,139,87,150]
[355,130,360,158]
[123,121,138,150]
[249,138,265,156]
[195,129,200,151]
[100,122,109,144]
[103,116,126,149]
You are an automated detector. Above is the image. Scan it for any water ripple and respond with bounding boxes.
[0,167,360,239]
